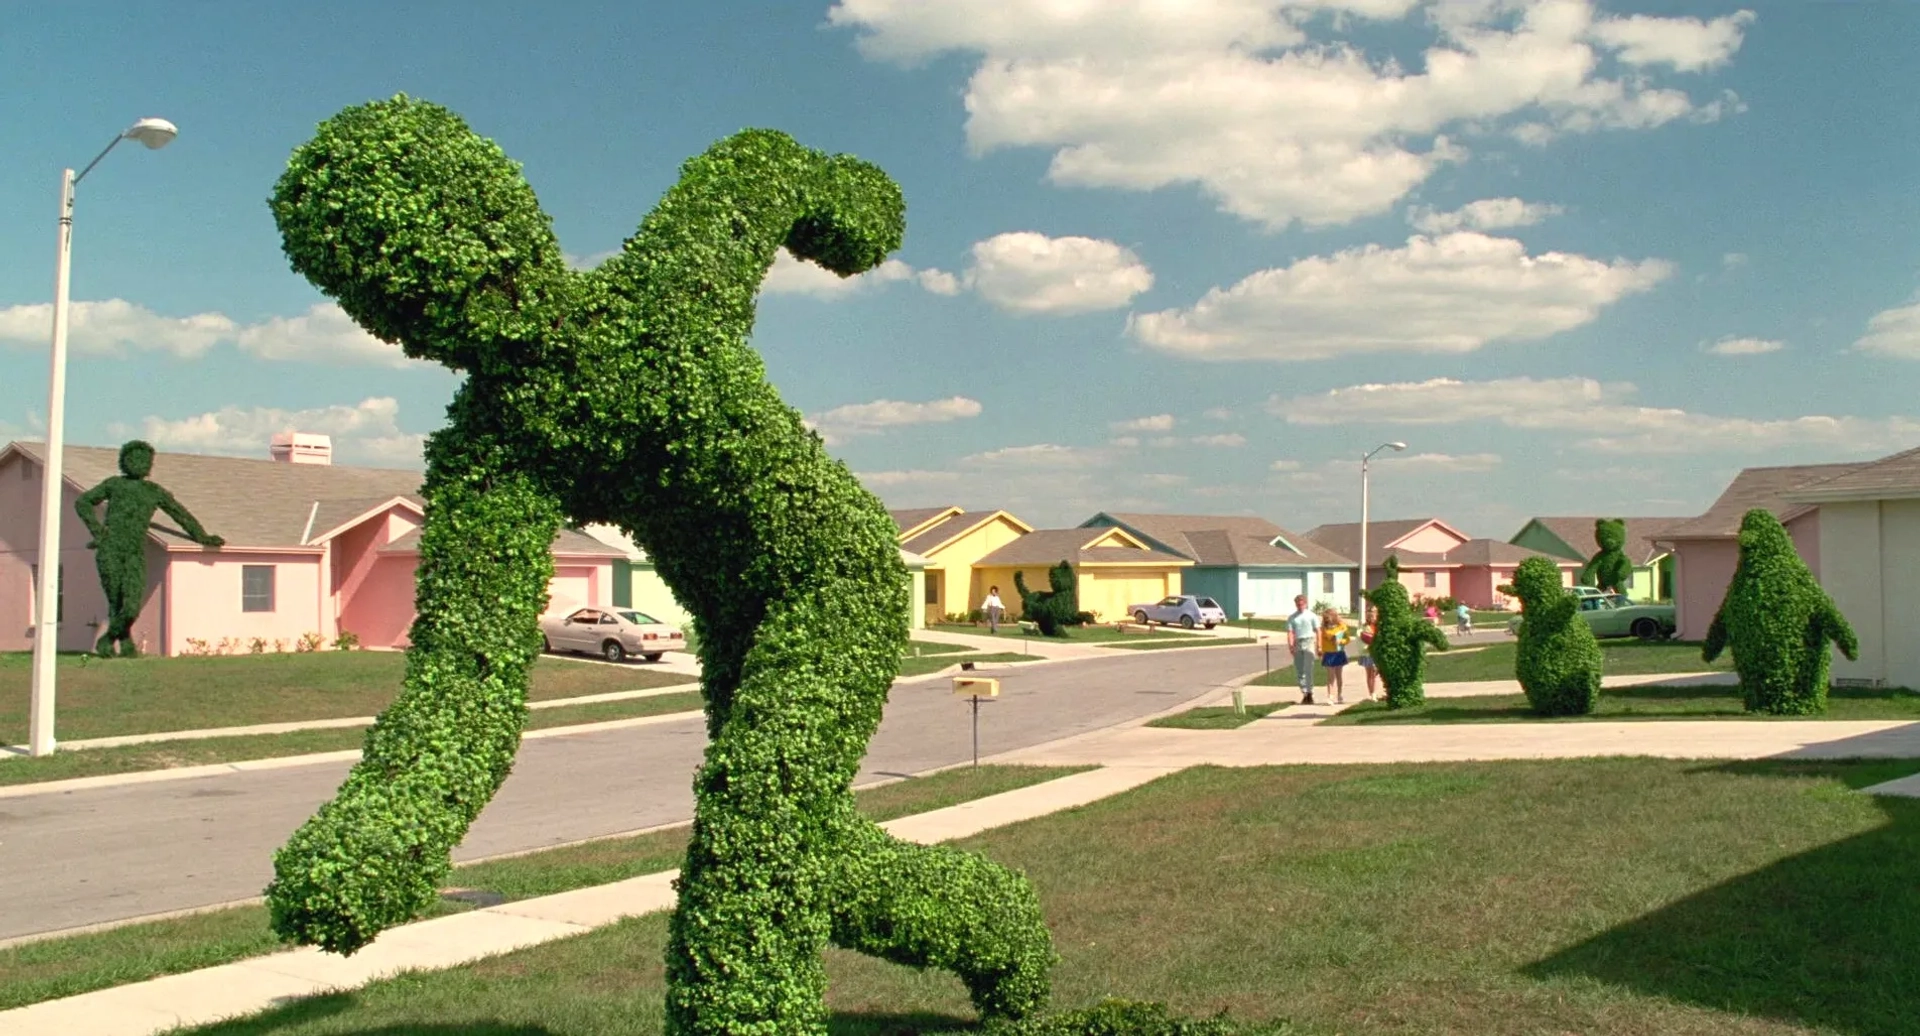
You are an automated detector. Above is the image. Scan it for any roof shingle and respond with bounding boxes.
[1659,462,1863,540]
[1513,516,1690,566]
[1096,512,1356,567]
[1781,445,1920,501]
[1304,519,1460,568]
[973,528,1190,567]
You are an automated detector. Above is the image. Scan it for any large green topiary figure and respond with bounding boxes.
[1366,556,1448,709]
[1013,561,1089,637]
[74,440,223,657]
[1582,518,1633,595]
[1703,508,1858,715]
[1501,556,1603,716]
[260,96,1052,1035]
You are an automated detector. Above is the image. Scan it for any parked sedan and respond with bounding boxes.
[540,606,685,662]
[1129,594,1228,630]
[1508,591,1676,640]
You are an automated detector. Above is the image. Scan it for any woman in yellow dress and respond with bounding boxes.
[1319,606,1353,704]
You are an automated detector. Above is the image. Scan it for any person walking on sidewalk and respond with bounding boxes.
[1319,606,1353,704]
[1357,604,1382,700]
[984,586,1005,634]
[1286,594,1322,704]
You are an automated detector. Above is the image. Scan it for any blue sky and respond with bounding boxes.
[3,0,1917,537]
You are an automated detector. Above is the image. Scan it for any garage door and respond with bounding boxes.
[1243,571,1305,617]
[545,567,596,614]
[1079,572,1172,624]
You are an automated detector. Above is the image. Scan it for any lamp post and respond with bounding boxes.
[1355,441,1408,617]
[28,118,178,757]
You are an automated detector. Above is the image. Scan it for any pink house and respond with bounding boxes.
[0,437,623,656]
[1654,462,1853,641]
[1305,518,1578,609]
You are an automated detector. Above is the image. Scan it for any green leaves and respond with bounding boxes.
[1508,557,1603,716]
[1710,508,1857,715]
[1370,566,1445,709]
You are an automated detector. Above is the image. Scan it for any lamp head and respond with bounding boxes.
[123,118,178,150]
[1387,441,1407,451]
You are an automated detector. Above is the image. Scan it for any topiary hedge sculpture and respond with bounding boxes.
[260,95,1052,1036]
[1366,556,1448,709]
[75,440,223,657]
[1582,518,1633,595]
[1014,561,1091,637]
[1500,556,1603,716]
[1703,508,1858,715]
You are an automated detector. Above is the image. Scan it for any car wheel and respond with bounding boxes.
[1204,622,1215,630]
[1631,619,1658,641]
[1133,611,1149,625]
[602,640,626,663]
[541,636,552,653]
[643,652,664,663]
[1180,615,1196,629]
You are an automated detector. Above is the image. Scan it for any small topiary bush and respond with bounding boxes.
[1582,518,1633,594]
[74,440,224,657]
[972,999,1294,1036]
[1501,556,1603,716]
[1014,562,1091,637]
[261,95,1053,1036]
[1367,557,1449,708]
[1703,508,1858,715]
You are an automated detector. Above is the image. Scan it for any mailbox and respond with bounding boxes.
[952,676,1000,698]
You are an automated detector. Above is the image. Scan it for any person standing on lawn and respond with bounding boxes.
[984,585,1005,634]
[1357,604,1382,700]
[1319,606,1353,703]
[1286,594,1322,704]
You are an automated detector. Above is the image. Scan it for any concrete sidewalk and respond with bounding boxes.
[0,766,1173,1036]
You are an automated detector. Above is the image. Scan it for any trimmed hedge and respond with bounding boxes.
[1367,556,1449,708]
[262,96,1052,1035]
[1501,556,1603,716]
[1703,508,1858,715]
[74,440,223,657]
[1015,561,1092,636]
[1581,518,1633,594]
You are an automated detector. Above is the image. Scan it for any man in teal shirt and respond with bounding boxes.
[1286,594,1321,704]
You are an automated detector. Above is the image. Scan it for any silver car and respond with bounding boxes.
[540,606,685,663]
[1129,594,1228,630]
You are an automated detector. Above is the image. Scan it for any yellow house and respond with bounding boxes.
[893,506,1035,624]
[973,526,1193,623]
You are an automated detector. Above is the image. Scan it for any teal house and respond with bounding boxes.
[1078,512,1358,618]
[1507,516,1686,601]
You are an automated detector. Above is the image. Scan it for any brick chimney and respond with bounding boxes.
[270,432,333,465]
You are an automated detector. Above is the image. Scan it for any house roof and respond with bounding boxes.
[6,440,425,549]
[381,526,624,557]
[898,508,1031,556]
[1513,516,1690,566]
[973,527,1191,568]
[1659,462,1864,540]
[1782,445,1920,503]
[889,506,960,537]
[1440,538,1580,568]
[1303,519,1468,568]
[1093,512,1355,567]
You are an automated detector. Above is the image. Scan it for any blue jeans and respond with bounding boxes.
[1293,648,1316,695]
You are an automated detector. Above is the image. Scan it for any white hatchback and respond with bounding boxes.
[540,606,685,663]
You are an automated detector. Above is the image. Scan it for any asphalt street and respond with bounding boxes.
[0,646,1263,940]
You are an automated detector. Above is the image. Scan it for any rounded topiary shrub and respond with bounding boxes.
[1367,556,1449,709]
[1703,508,1858,715]
[1582,517,1633,595]
[1501,556,1603,716]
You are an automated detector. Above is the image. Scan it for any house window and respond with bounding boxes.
[923,576,938,606]
[242,565,276,613]
[28,564,63,623]
[1424,571,1438,588]
[1320,572,1334,594]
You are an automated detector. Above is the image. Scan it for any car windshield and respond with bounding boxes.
[1196,598,1219,609]
[617,610,658,625]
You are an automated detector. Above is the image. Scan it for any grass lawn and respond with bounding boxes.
[175,756,1920,1036]
[1146,702,1288,729]
[1250,639,1731,690]
[1325,682,1920,725]
[0,691,706,788]
[897,652,1036,678]
[0,764,1090,1011]
[0,651,692,744]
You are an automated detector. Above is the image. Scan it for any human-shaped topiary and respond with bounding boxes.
[1581,518,1634,595]
[1013,561,1090,637]
[74,440,223,657]
[1703,508,1857,715]
[260,96,1052,1035]
[1501,556,1603,716]
[1366,556,1449,709]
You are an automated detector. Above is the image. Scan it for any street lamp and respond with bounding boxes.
[1355,441,1407,616]
[28,117,178,757]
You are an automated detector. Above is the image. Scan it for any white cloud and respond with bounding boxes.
[1374,451,1503,472]
[830,0,1753,230]
[1142,473,1191,487]
[1590,10,1756,72]
[809,395,983,445]
[0,298,416,367]
[1721,252,1748,269]
[1190,433,1249,447]
[1702,335,1783,356]
[234,303,410,368]
[563,249,622,270]
[1204,407,1236,421]
[962,442,1113,468]
[134,397,428,467]
[1112,414,1176,432]
[1269,376,1920,454]
[763,249,939,298]
[964,233,1153,315]
[1129,232,1671,362]
[1269,459,1303,472]
[1853,298,1920,359]
[856,469,962,486]
[1108,436,1141,448]
[1407,197,1563,234]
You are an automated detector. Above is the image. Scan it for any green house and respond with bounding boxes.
[1507,516,1687,601]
